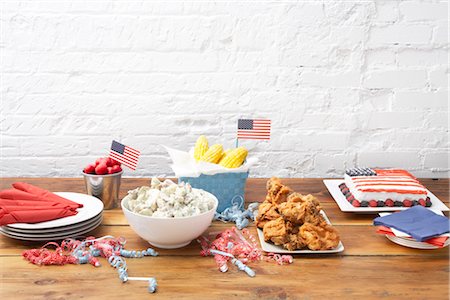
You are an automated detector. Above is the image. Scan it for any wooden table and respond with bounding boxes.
[0,178,448,299]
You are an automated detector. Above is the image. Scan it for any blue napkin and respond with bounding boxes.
[373,206,450,242]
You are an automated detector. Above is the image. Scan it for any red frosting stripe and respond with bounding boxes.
[358,188,427,195]
[374,169,417,179]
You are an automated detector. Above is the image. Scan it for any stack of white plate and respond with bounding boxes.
[379,211,450,249]
[0,192,104,241]
[386,235,450,249]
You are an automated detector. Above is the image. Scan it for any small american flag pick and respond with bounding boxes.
[237,119,271,140]
[109,140,141,170]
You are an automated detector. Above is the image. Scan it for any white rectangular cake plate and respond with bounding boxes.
[324,179,449,213]
[257,210,344,254]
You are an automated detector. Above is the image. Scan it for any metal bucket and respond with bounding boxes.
[82,171,123,209]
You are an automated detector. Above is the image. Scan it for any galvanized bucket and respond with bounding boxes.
[82,171,123,209]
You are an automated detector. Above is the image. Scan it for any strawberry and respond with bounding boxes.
[385,199,394,207]
[111,158,121,166]
[106,157,115,167]
[95,158,103,166]
[403,200,412,207]
[107,167,114,174]
[418,198,426,207]
[83,164,96,174]
[369,200,378,207]
[95,163,108,175]
[352,200,361,207]
[111,165,122,174]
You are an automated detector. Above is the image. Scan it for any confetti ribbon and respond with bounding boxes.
[22,236,159,293]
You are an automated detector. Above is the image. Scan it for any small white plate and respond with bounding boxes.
[0,217,102,241]
[257,210,344,254]
[323,179,449,213]
[7,192,104,230]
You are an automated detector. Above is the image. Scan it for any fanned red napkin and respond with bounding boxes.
[0,189,41,201]
[0,183,82,226]
[0,208,77,226]
[0,198,69,208]
[376,226,448,248]
[12,182,83,209]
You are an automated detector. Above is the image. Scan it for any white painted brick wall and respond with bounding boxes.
[1,0,448,178]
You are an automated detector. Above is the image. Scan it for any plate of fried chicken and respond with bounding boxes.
[256,177,344,254]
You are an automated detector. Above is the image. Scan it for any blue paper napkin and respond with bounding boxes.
[373,206,450,242]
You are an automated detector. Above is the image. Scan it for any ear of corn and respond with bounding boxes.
[193,135,209,161]
[219,148,233,163]
[199,144,224,164]
[219,147,248,168]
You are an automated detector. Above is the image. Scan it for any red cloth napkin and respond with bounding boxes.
[12,182,83,209]
[0,189,41,201]
[0,198,69,208]
[376,226,448,248]
[0,183,82,226]
[0,208,77,226]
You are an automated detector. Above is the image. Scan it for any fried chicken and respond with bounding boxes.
[287,192,322,211]
[278,200,324,226]
[266,177,292,205]
[262,217,290,245]
[260,177,340,251]
[256,200,281,229]
[299,223,340,251]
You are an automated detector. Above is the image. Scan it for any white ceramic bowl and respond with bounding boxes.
[121,190,218,249]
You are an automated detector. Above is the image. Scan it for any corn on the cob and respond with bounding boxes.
[199,144,223,164]
[219,149,233,163]
[219,147,248,168]
[193,135,209,161]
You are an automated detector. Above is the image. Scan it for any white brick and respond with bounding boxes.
[400,2,448,21]
[314,154,354,175]
[374,1,399,23]
[364,70,427,88]
[397,49,447,67]
[389,131,448,149]
[360,91,392,111]
[367,112,423,129]
[424,153,449,169]
[429,68,449,89]
[365,49,396,67]
[425,112,448,129]
[433,21,448,44]
[394,90,448,110]
[369,24,432,45]
[358,152,421,169]
[300,71,361,88]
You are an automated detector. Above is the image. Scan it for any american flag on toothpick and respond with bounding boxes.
[237,119,271,140]
[109,140,141,170]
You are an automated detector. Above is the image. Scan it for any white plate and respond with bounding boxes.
[2,213,102,235]
[0,217,102,241]
[257,210,344,254]
[323,179,449,213]
[7,192,104,230]
[378,211,450,238]
[385,235,449,249]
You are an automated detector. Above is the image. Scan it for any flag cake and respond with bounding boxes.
[339,168,432,208]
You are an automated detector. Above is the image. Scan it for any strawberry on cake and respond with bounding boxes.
[339,168,431,208]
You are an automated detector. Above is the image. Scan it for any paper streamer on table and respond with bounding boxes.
[163,146,258,178]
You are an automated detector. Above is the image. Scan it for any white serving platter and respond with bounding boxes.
[7,192,104,230]
[257,210,344,254]
[323,179,449,213]
[0,217,102,241]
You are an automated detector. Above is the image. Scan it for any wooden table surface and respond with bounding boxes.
[0,178,448,300]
